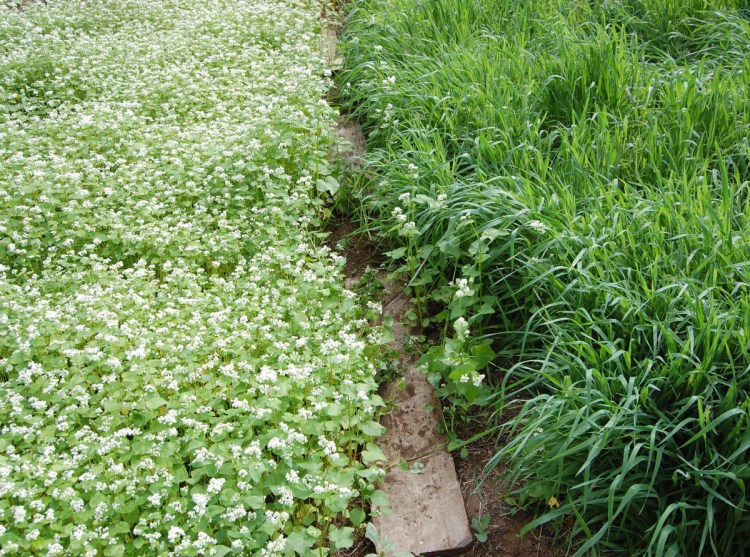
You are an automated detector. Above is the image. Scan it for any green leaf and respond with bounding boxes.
[474,302,495,317]
[370,489,389,507]
[365,523,379,545]
[385,247,407,260]
[481,513,491,529]
[409,462,425,474]
[212,546,232,557]
[361,443,387,464]
[145,395,167,410]
[470,344,495,369]
[468,238,484,256]
[286,530,315,554]
[326,403,342,417]
[326,494,351,513]
[481,227,509,241]
[173,465,189,482]
[350,508,366,526]
[417,244,434,259]
[437,234,461,257]
[449,362,476,381]
[360,421,386,437]
[414,194,440,208]
[103,545,125,557]
[111,522,131,535]
[242,495,265,509]
[306,526,322,539]
[328,526,354,549]
[316,175,340,195]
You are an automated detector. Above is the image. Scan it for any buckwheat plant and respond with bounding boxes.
[0,1,385,555]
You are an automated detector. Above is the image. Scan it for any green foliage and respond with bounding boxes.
[0,0,386,555]
[337,0,750,554]
[471,513,490,543]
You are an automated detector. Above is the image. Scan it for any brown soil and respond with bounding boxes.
[325,218,383,282]
[453,422,560,557]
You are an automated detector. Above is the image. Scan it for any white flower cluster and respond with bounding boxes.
[451,277,475,299]
[453,316,470,339]
[458,373,485,387]
[528,219,549,233]
[0,0,386,555]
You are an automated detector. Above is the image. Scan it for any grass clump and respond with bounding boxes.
[337,0,750,554]
[0,1,386,555]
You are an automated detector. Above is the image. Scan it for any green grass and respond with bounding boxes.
[337,0,750,554]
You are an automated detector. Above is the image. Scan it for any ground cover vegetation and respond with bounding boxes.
[0,1,388,555]
[337,0,750,554]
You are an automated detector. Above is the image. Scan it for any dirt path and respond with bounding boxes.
[327,13,561,557]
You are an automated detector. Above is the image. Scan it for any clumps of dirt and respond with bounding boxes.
[453,427,560,557]
[325,218,383,283]
[337,533,377,557]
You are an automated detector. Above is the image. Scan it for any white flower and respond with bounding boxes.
[192,493,210,508]
[318,435,338,457]
[278,486,293,506]
[0,0,382,553]
[267,437,287,451]
[392,206,407,222]
[453,317,470,339]
[168,526,185,543]
[207,478,226,494]
[453,278,474,299]
[12,506,26,524]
